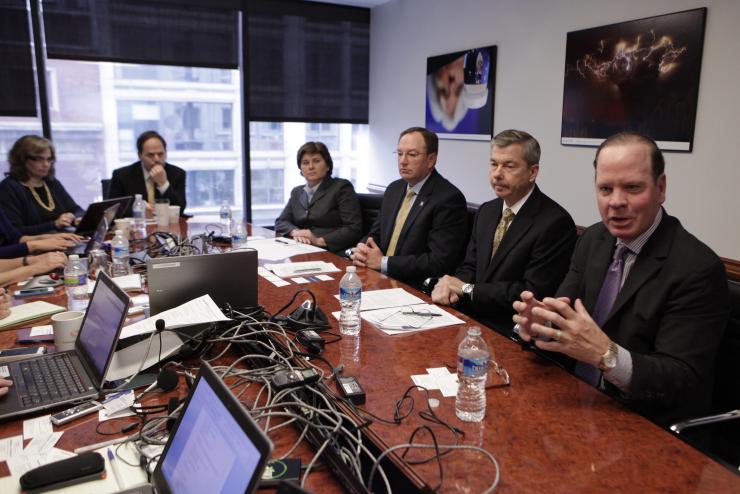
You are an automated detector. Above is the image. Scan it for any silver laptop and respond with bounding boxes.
[69,203,120,256]
[0,272,130,421]
[147,250,258,315]
[116,362,273,494]
[75,196,133,235]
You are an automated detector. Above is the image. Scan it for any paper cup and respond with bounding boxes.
[51,311,85,351]
[168,205,180,223]
[155,199,170,227]
[114,218,132,239]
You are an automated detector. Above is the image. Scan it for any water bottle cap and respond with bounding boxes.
[69,254,79,261]
[115,229,123,235]
[135,194,142,200]
[346,266,356,273]
[467,326,482,336]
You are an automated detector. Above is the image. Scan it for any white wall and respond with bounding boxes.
[368,0,740,259]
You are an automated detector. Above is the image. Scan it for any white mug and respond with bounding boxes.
[168,205,180,224]
[155,199,170,227]
[51,311,85,351]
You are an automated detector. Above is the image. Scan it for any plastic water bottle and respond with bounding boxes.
[339,266,362,336]
[219,200,232,236]
[455,326,489,422]
[64,255,89,311]
[132,193,147,239]
[110,229,130,277]
[231,220,247,249]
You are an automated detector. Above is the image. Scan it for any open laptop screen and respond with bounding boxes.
[76,273,129,383]
[160,373,263,494]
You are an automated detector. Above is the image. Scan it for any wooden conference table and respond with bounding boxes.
[0,218,738,493]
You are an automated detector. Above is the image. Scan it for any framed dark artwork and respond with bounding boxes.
[425,45,497,141]
[561,8,707,151]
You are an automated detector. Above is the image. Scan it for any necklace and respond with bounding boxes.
[24,182,56,212]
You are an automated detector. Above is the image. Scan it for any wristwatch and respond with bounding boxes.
[598,341,619,372]
[461,283,474,300]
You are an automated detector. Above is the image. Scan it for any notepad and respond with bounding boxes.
[0,301,66,330]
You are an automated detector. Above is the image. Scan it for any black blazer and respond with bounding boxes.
[275,177,362,253]
[108,161,186,216]
[455,185,576,331]
[557,212,730,426]
[366,169,468,287]
[0,176,84,235]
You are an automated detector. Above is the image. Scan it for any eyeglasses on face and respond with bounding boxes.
[393,150,426,160]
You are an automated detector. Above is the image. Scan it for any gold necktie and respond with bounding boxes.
[386,189,416,256]
[146,176,156,205]
[491,208,514,258]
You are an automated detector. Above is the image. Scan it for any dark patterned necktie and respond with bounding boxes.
[575,243,629,385]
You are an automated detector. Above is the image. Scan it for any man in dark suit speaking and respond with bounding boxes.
[351,127,468,288]
[432,129,576,333]
[108,131,187,216]
[513,132,730,426]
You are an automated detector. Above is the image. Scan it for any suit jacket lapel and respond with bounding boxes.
[310,178,332,207]
[381,183,406,251]
[583,230,615,311]
[397,176,433,241]
[606,214,674,323]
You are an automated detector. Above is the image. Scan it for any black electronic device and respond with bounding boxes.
[74,196,132,235]
[296,329,325,355]
[19,452,105,492]
[271,368,321,391]
[336,375,366,405]
[260,458,301,487]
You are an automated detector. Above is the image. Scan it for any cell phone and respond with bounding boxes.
[0,346,46,364]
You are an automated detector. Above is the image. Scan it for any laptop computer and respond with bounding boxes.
[75,196,133,236]
[0,271,130,421]
[147,250,258,316]
[68,203,120,256]
[116,362,273,494]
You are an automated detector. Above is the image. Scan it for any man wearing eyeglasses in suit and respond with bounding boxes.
[351,127,468,289]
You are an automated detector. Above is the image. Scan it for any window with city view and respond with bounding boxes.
[0,59,368,224]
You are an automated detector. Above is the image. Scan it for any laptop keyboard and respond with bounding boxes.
[14,354,88,406]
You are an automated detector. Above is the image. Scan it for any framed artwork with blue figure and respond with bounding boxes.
[425,45,497,141]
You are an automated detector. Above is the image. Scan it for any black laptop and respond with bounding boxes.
[0,272,130,421]
[115,362,273,494]
[147,250,258,315]
[75,196,133,236]
[68,203,120,256]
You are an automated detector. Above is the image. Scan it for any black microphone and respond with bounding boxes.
[155,318,166,333]
[137,367,179,398]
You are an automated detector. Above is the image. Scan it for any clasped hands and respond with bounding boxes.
[512,291,611,367]
[431,275,465,305]
[290,229,326,247]
[350,237,383,270]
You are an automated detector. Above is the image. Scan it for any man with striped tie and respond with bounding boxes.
[351,127,467,289]
[512,131,729,426]
[432,129,576,334]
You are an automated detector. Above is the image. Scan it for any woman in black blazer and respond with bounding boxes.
[0,135,83,235]
[275,142,362,253]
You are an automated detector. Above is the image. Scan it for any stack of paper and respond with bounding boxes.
[87,273,142,294]
[248,238,324,261]
[265,261,340,278]
[120,294,230,339]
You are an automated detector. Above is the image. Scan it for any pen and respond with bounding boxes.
[275,238,291,244]
[108,448,124,489]
[401,311,443,317]
[73,434,134,454]
[293,268,321,273]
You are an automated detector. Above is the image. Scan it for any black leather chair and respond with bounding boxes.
[356,192,384,239]
[101,178,111,200]
[671,279,740,471]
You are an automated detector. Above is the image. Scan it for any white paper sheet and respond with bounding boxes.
[0,435,23,462]
[333,288,426,312]
[248,238,324,261]
[29,325,54,337]
[87,273,142,293]
[120,294,230,339]
[265,261,340,278]
[361,303,465,335]
[23,415,53,440]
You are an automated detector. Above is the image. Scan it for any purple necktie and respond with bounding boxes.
[575,243,629,385]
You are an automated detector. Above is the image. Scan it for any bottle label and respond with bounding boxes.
[113,246,129,257]
[458,356,488,377]
[340,286,361,301]
[64,273,87,287]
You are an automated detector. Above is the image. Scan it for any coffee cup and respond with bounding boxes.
[51,311,85,351]
[155,199,170,227]
[168,205,180,224]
